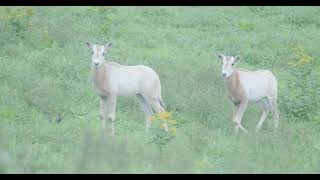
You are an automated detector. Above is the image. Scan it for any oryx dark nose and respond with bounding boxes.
[222,73,227,78]
[94,62,99,66]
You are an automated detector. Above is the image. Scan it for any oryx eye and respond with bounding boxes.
[91,50,93,55]
[232,63,235,66]
[102,52,106,56]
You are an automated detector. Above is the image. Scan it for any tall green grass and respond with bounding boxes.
[0,6,320,173]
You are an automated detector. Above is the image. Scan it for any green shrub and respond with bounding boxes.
[89,6,115,39]
[148,111,178,151]
[281,47,319,121]
[0,7,34,39]
[283,7,320,27]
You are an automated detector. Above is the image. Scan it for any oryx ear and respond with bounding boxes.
[105,42,112,49]
[86,42,92,49]
[235,56,240,62]
[217,53,224,61]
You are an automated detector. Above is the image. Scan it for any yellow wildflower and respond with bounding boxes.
[159,123,165,129]
[160,118,167,122]
[26,8,34,17]
[168,119,177,125]
[297,56,311,66]
[169,127,176,134]
[194,161,209,169]
[158,111,173,120]
[43,30,49,38]
[160,123,169,131]
[291,47,313,67]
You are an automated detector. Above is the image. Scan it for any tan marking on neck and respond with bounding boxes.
[91,63,110,97]
[225,70,247,104]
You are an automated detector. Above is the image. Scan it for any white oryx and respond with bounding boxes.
[86,42,165,136]
[217,54,279,133]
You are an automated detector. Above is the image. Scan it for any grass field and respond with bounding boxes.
[0,6,320,173]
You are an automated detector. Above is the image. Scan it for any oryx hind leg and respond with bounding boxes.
[148,96,165,113]
[147,95,167,131]
[269,97,279,130]
[136,94,154,130]
[255,99,270,132]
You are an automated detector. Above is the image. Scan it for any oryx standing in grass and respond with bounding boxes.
[217,54,279,133]
[86,42,165,136]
